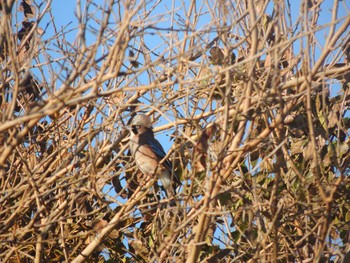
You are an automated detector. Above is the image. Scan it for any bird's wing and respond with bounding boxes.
[148,138,182,186]
[149,139,181,186]
[148,138,169,164]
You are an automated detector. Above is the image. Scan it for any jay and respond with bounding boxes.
[128,114,181,198]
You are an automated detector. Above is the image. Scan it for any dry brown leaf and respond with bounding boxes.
[193,124,217,173]
[19,0,36,18]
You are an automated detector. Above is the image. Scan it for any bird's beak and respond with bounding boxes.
[122,125,131,131]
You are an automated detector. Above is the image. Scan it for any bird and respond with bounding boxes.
[128,114,181,199]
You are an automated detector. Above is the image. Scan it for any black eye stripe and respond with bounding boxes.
[131,125,140,134]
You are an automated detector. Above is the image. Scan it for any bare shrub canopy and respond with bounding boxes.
[0,0,349,262]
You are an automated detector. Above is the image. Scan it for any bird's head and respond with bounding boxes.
[130,114,152,135]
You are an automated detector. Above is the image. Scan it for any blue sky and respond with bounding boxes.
[44,0,350,93]
[46,1,350,47]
